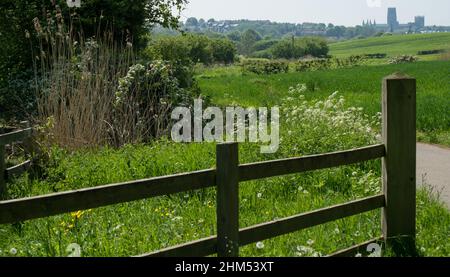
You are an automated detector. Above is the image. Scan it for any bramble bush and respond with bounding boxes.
[241,59,289,75]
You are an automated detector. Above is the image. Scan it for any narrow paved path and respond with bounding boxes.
[417,143,450,209]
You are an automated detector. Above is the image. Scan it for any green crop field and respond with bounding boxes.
[197,61,450,146]
[330,33,450,59]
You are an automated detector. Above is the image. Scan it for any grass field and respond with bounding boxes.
[197,61,450,146]
[329,33,450,59]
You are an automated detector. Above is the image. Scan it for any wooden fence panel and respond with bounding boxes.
[239,144,385,181]
[0,128,32,146]
[239,195,385,246]
[0,169,216,224]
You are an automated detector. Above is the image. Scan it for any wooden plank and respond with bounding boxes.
[6,160,32,180]
[239,144,385,182]
[239,195,385,246]
[328,237,384,257]
[381,75,417,256]
[0,128,32,146]
[137,236,217,257]
[0,169,216,224]
[216,143,240,257]
[0,145,5,195]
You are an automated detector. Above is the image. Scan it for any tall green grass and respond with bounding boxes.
[1,88,449,257]
[197,61,450,146]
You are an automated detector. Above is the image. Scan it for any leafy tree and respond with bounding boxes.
[239,29,262,55]
[227,31,241,42]
[186,17,199,28]
[211,38,236,64]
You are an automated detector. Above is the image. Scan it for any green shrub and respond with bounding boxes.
[271,37,329,59]
[363,53,387,59]
[295,55,365,72]
[146,34,236,66]
[241,59,289,75]
[210,38,237,64]
[417,50,444,55]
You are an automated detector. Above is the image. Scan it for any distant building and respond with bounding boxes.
[387,8,399,32]
[366,8,426,33]
[415,16,425,29]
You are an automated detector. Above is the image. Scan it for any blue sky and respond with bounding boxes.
[181,0,450,26]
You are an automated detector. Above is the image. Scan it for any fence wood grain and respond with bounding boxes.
[0,169,216,224]
[381,75,417,256]
[216,143,240,257]
[328,237,384,257]
[239,194,385,246]
[239,144,385,181]
[0,128,32,146]
[138,236,217,257]
[6,160,32,180]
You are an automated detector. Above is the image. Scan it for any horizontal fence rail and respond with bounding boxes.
[328,237,384,257]
[0,128,32,146]
[238,194,385,246]
[0,169,216,224]
[6,160,32,180]
[1,126,34,194]
[239,144,385,181]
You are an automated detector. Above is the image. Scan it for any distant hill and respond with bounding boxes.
[329,33,450,57]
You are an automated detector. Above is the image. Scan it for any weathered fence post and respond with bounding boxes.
[216,142,240,257]
[0,144,5,194]
[381,74,417,256]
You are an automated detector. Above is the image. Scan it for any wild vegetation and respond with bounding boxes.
[2,86,450,257]
[0,0,187,120]
[0,1,449,258]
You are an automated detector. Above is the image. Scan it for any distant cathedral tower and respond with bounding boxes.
[387,8,399,32]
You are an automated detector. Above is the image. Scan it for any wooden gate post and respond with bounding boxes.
[216,142,240,257]
[381,74,417,256]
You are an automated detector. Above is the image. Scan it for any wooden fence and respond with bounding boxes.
[0,122,33,195]
[0,76,416,257]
